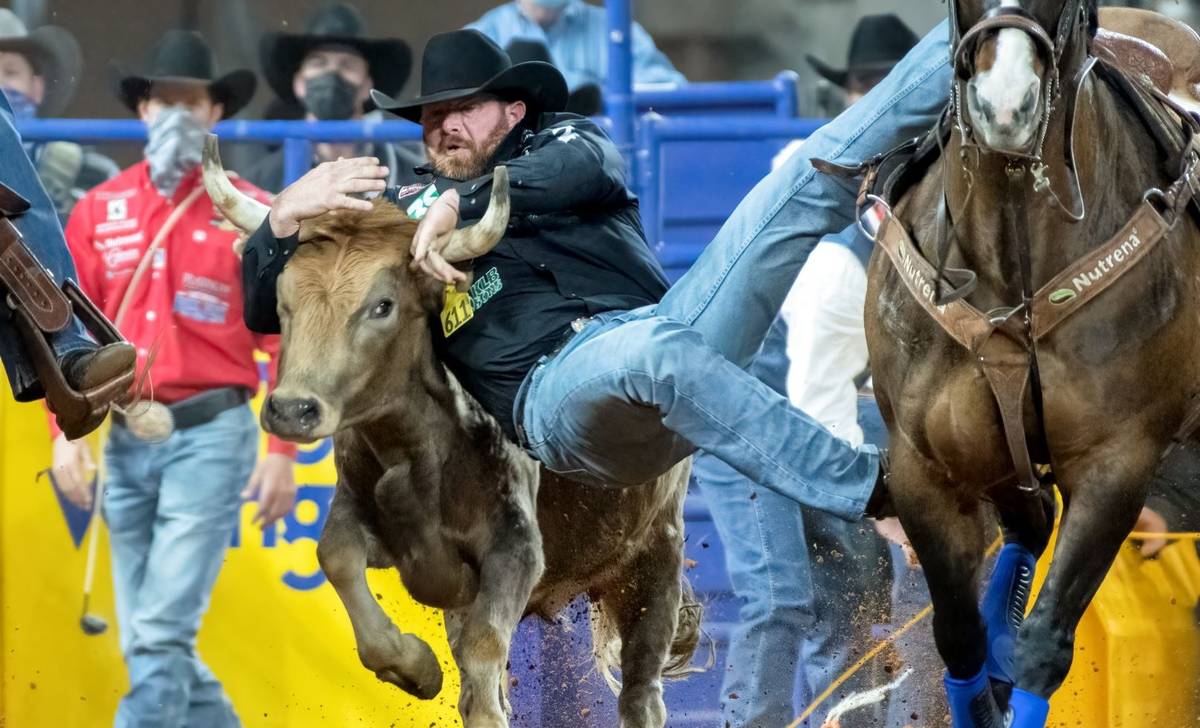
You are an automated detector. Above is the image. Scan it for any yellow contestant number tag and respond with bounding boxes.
[441,283,474,337]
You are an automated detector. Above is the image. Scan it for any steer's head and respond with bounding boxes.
[201,135,509,441]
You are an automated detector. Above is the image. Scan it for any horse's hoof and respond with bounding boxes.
[983,542,1037,686]
[944,668,1005,728]
[1007,688,1050,728]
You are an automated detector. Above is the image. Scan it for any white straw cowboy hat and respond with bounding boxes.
[0,8,83,116]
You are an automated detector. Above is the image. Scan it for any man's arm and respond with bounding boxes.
[241,220,293,334]
[451,117,629,222]
[241,157,390,334]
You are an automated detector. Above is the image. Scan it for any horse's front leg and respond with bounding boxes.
[891,442,1006,728]
[316,487,444,698]
[453,499,545,728]
[1010,446,1155,724]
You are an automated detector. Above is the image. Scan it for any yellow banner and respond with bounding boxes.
[0,380,462,727]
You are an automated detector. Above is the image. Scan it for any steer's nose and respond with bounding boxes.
[263,393,322,438]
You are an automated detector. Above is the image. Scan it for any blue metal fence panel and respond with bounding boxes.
[637,115,826,281]
[16,118,425,143]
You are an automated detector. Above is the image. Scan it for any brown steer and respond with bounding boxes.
[202,139,700,728]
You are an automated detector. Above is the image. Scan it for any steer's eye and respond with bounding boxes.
[370,299,395,319]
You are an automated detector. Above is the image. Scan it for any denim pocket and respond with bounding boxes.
[519,357,551,449]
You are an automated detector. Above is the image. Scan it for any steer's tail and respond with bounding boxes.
[590,576,711,695]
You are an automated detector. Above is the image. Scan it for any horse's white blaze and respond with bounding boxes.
[967,1,1044,152]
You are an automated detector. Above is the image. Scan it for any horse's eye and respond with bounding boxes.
[370,299,394,319]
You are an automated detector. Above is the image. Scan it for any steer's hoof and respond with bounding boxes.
[362,630,444,699]
[983,542,1036,688]
[1007,689,1050,728]
[944,668,1005,728]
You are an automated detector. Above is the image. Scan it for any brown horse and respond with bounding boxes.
[865,1,1200,725]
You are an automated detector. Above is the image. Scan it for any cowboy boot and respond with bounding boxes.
[60,342,135,391]
[52,341,135,439]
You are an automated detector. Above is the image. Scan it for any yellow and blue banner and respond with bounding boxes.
[0,366,463,727]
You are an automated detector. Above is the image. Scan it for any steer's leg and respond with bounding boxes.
[454,499,544,728]
[317,487,444,699]
[597,530,684,728]
[890,442,1006,727]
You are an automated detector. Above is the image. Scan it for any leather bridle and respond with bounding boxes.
[949,0,1089,163]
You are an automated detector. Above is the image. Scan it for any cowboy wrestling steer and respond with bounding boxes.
[202,142,699,728]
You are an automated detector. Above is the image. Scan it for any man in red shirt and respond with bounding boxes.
[51,31,294,728]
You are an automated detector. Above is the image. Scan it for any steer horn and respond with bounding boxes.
[201,134,271,235]
[441,166,511,263]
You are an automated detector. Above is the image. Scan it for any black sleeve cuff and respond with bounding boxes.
[451,172,496,223]
[240,218,293,334]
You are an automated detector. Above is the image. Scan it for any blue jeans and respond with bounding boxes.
[519,21,951,521]
[102,405,258,728]
[693,319,893,727]
[0,92,93,401]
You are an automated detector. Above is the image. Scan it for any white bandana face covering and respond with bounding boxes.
[145,105,208,198]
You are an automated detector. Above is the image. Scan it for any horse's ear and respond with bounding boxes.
[1087,1,1099,39]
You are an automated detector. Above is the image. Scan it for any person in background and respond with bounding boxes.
[50,30,296,728]
[807,14,921,107]
[467,0,685,93]
[245,0,421,193]
[0,8,119,221]
[0,84,134,439]
[505,38,604,116]
[690,15,924,728]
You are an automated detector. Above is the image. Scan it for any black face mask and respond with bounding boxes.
[303,72,360,120]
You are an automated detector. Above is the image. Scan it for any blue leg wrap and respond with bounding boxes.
[1007,688,1050,728]
[983,542,1036,685]
[945,667,1003,728]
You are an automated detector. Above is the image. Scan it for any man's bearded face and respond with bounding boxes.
[422,95,519,180]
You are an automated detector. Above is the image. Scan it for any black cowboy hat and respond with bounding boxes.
[110,30,256,119]
[806,14,919,89]
[0,9,83,116]
[260,2,412,105]
[371,30,567,123]
[505,38,603,116]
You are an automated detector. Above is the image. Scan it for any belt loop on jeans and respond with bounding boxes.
[512,317,592,450]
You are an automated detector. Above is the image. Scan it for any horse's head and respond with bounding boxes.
[952,0,1097,156]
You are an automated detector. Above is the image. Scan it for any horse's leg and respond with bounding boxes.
[1010,450,1154,722]
[454,503,545,728]
[983,487,1055,706]
[891,443,1005,727]
[596,533,683,728]
[316,489,444,698]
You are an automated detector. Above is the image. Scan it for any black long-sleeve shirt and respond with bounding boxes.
[241,112,669,438]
